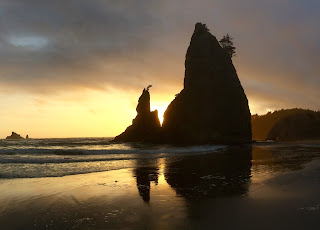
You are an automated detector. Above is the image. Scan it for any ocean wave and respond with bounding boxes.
[0,138,226,178]
[0,144,226,178]
[0,145,225,155]
[0,160,135,178]
[0,138,114,148]
[0,145,225,164]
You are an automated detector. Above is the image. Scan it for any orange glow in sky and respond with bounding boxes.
[0,87,272,139]
[151,103,170,125]
[1,1,320,139]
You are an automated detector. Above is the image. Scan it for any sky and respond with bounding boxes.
[0,0,320,138]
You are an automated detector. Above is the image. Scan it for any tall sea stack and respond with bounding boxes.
[162,23,252,144]
[113,88,161,142]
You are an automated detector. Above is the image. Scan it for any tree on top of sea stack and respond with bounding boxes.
[219,34,236,58]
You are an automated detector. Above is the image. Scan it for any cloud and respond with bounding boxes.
[0,0,319,112]
[0,0,169,93]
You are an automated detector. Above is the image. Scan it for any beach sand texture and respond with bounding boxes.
[0,142,320,229]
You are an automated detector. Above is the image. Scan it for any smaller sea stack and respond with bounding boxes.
[113,87,161,142]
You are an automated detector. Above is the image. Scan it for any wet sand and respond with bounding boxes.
[0,143,320,230]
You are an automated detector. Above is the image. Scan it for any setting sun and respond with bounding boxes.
[151,102,170,125]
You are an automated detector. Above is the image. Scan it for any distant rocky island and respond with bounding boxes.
[252,109,320,141]
[6,132,24,140]
[114,22,252,144]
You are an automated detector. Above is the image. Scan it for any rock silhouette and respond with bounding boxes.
[113,22,252,144]
[252,109,320,141]
[164,146,252,200]
[6,132,24,140]
[162,23,251,144]
[266,109,320,141]
[113,88,161,142]
[133,159,159,203]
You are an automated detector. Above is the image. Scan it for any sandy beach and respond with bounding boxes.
[1,143,320,230]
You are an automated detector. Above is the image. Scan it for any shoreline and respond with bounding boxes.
[1,144,320,229]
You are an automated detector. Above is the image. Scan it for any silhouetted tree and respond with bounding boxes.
[146,85,152,91]
[195,22,209,32]
[202,23,209,32]
[219,34,236,58]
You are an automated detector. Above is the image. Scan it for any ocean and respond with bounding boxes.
[1,138,320,229]
[0,137,224,178]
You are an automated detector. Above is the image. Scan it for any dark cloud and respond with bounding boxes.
[0,0,168,92]
[0,0,319,112]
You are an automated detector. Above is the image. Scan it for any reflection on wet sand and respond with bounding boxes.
[251,143,320,182]
[164,146,252,200]
[0,143,320,229]
[132,143,320,204]
[131,146,253,204]
[133,159,159,203]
